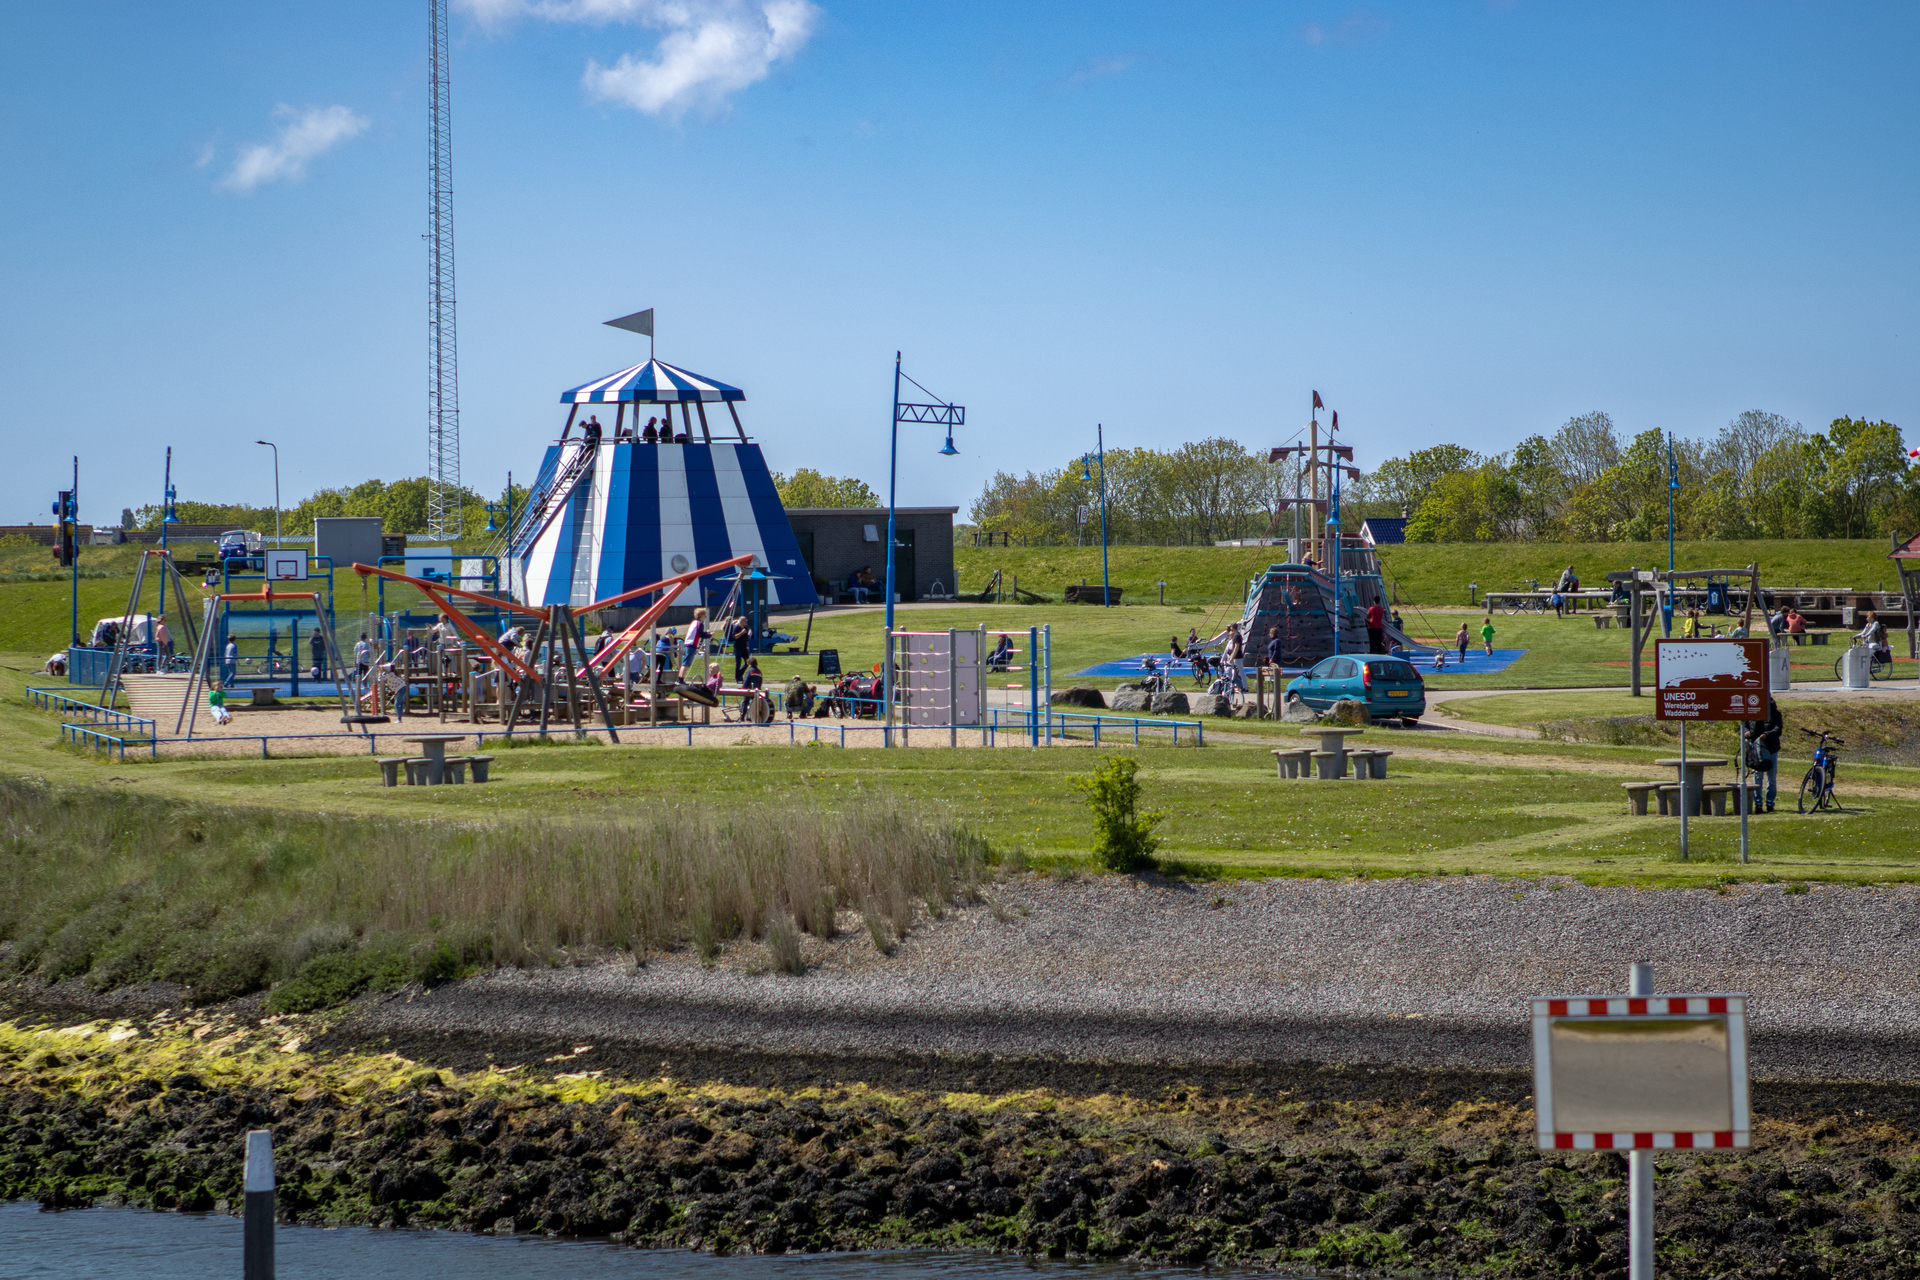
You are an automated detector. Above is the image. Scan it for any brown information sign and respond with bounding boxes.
[1654,639,1769,721]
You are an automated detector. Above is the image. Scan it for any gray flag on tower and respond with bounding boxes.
[605,308,654,337]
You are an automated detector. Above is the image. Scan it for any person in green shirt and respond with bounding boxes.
[208,681,232,725]
[1479,617,1496,655]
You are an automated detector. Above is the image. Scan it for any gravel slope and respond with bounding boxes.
[354,876,1920,1082]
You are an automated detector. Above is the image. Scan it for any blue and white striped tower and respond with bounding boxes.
[508,355,818,612]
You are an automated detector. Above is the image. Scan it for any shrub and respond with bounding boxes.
[1072,755,1164,873]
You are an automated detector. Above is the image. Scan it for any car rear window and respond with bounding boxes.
[1369,660,1420,682]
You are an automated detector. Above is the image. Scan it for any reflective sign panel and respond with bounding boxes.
[1532,995,1749,1150]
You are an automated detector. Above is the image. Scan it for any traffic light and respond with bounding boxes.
[52,490,76,566]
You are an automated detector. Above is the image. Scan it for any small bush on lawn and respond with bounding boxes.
[1073,755,1164,873]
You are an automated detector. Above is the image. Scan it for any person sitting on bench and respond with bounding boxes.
[988,634,1014,670]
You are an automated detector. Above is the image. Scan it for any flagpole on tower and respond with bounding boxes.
[605,308,655,362]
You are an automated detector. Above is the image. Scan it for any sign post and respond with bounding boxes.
[1655,639,1767,863]
[1533,963,1750,1280]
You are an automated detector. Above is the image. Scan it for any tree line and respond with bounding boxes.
[1377,412,1916,543]
[967,412,1917,546]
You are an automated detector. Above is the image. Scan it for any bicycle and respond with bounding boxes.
[1796,728,1843,813]
[1832,642,1894,684]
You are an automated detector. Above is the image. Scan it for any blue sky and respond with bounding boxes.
[2,2,1915,527]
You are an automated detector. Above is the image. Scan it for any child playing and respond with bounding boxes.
[1454,621,1471,663]
[208,680,232,725]
[1479,616,1496,656]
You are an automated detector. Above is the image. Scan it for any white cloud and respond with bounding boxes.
[460,0,819,120]
[219,105,369,193]
[1066,55,1134,88]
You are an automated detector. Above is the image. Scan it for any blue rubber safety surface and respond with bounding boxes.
[1068,648,1530,678]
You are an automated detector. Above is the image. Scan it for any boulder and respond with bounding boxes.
[1149,691,1190,716]
[1234,704,1262,719]
[1326,697,1372,726]
[1281,692,1319,723]
[1051,686,1108,709]
[1111,690,1150,713]
[1114,681,1144,693]
[1189,693,1230,717]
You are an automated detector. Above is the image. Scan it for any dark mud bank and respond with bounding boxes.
[6,1017,1920,1277]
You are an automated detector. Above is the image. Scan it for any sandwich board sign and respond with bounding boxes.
[265,549,309,581]
[1653,639,1767,721]
[1533,991,1750,1150]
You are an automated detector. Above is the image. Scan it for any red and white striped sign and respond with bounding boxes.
[1532,993,1749,1151]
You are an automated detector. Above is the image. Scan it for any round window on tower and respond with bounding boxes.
[670,554,690,573]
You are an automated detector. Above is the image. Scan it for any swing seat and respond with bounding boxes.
[341,714,391,725]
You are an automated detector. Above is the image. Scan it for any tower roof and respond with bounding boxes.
[561,359,744,404]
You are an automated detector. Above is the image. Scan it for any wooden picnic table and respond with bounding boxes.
[1653,757,1728,817]
[403,734,468,785]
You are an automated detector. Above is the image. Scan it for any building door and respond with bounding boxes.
[894,528,917,602]
[794,531,816,586]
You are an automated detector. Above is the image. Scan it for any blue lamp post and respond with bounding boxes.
[1079,424,1110,607]
[884,352,964,731]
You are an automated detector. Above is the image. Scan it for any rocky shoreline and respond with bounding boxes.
[6,1010,1920,1278]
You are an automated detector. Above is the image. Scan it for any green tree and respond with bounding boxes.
[773,469,880,509]
[1799,417,1907,538]
[1370,444,1482,516]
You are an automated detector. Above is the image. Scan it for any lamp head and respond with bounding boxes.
[1081,458,1092,481]
[939,434,959,457]
[485,509,499,532]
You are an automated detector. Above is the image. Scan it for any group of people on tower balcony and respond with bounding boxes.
[578,413,692,446]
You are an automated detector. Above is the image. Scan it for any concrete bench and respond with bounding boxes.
[1358,749,1391,780]
[1310,750,1345,780]
[1655,783,1684,817]
[400,757,435,786]
[377,757,413,788]
[1271,748,1312,779]
[1622,781,1664,816]
[1346,747,1377,779]
[468,754,495,783]
[1699,783,1746,816]
[1809,631,1830,646]
[1593,615,1615,629]
[249,687,278,707]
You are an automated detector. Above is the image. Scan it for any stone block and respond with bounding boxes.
[1149,691,1190,715]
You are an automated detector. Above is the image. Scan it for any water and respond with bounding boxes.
[0,1204,1262,1280]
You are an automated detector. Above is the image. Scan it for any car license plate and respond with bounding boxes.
[1387,689,1410,698]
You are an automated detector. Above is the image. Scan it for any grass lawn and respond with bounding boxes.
[953,539,1909,609]
[6,655,1920,888]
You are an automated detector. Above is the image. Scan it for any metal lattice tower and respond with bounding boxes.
[425,0,461,540]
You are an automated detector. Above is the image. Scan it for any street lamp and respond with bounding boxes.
[884,352,965,735]
[1079,424,1110,607]
[255,440,280,546]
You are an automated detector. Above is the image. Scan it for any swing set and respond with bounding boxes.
[348,552,756,739]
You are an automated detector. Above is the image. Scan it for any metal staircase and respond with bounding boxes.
[482,442,597,574]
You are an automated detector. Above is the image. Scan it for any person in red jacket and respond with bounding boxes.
[1366,601,1386,654]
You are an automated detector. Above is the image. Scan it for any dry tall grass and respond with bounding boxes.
[0,777,990,1006]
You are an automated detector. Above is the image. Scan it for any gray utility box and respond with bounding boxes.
[314,517,384,572]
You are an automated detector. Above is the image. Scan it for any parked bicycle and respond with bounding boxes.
[1796,727,1843,813]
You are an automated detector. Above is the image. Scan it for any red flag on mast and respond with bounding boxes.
[1312,390,1324,411]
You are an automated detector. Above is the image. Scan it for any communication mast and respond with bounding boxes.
[425,0,461,540]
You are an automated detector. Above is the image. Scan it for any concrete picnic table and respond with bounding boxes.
[403,734,469,785]
[1653,757,1728,817]
[1301,726,1367,779]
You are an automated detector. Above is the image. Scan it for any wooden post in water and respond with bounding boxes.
[243,1128,275,1279]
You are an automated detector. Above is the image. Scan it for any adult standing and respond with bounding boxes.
[310,625,328,680]
[222,635,238,687]
[730,615,751,682]
[154,617,173,664]
[1744,697,1783,813]
[1365,601,1386,654]
[354,633,372,688]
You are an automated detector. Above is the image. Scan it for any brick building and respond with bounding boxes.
[784,507,958,603]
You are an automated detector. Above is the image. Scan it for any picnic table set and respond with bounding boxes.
[1620,756,1760,817]
[1270,726,1394,781]
[376,733,496,787]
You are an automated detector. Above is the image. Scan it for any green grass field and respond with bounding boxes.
[951,539,1909,609]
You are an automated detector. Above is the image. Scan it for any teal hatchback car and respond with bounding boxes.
[1287,655,1427,724]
